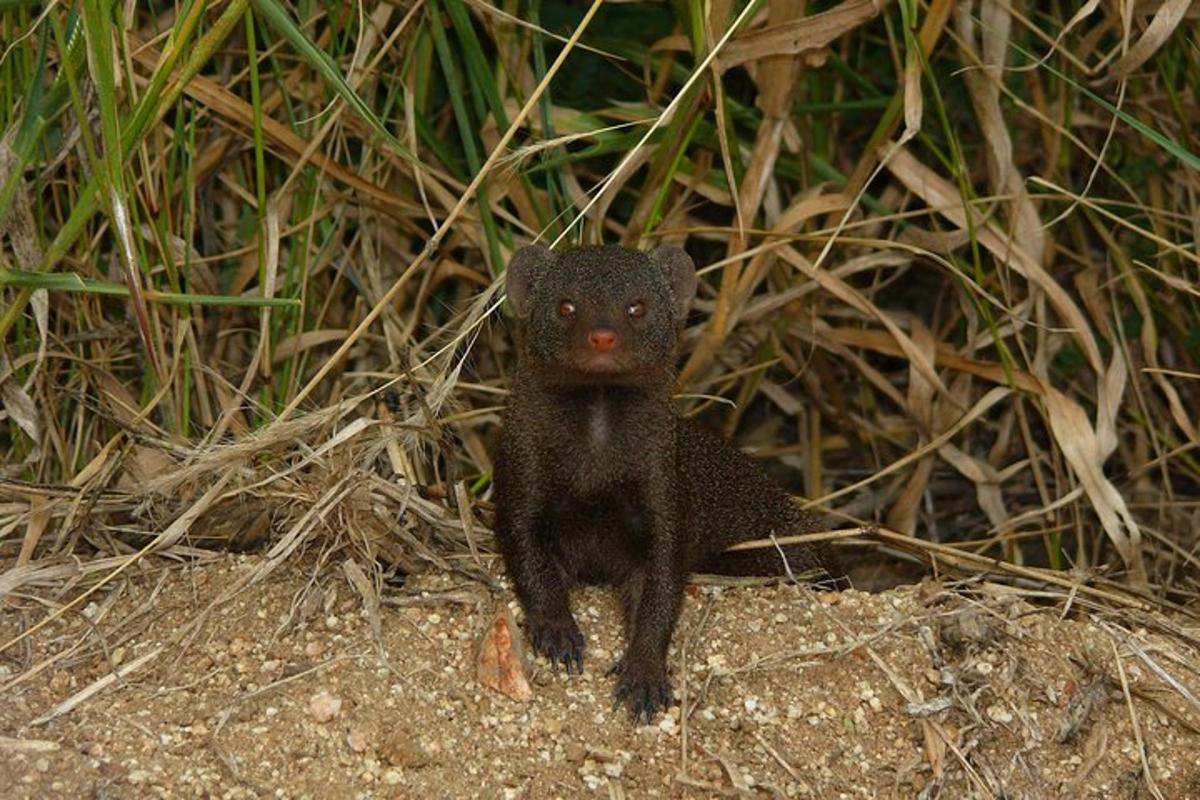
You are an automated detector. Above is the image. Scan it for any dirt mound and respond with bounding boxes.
[2,555,1198,798]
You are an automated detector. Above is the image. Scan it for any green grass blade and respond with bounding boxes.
[81,0,160,375]
[248,0,417,165]
[529,0,569,235]
[1005,28,1200,170]
[443,0,546,233]
[0,19,59,221]
[0,0,249,340]
[427,0,502,272]
[0,268,301,308]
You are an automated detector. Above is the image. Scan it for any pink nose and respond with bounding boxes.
[589,330,617,353]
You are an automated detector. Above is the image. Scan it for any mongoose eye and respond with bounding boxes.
[558,300,576,318]
[627,301,646,320]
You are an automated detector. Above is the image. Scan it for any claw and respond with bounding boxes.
[610,654,672,723]
[527,616,585,675]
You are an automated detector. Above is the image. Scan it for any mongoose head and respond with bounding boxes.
[505,244,697,385]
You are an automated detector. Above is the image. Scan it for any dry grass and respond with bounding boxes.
[1,0,1198,664]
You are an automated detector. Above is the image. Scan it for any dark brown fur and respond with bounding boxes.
[493,244,840,722]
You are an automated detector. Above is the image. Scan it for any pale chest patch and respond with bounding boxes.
[587,399,610,449]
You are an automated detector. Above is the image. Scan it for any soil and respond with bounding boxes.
[2,553,1198,799]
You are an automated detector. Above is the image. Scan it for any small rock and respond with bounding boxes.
[986,704,1013,724]
[127,770,153,785]
[49,671,71,694]
[347,727,371,754]
[308,690,342,722]
[379,732,433,769]
[853,707,868,730]
[940,608,997,649]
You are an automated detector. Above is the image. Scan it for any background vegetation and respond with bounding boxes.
[1,0,1197,613]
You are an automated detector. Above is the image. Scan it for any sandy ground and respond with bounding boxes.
[2,553,1199,799]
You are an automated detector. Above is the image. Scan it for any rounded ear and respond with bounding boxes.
[648,246,696,321]
[506,245,553,317]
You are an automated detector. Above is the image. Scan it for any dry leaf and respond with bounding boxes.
[778,246,948,400]
[884,147,1102,373]
[716,0,888,71]
[476,606,533,702]
[1043,378,1146,583]
[273,329,350,363]
[887,316,937,535]
[921,718,948,779]
[1107,0,1192,81]
[0,360,40,445]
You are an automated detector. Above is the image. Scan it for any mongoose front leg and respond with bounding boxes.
[613,561,681,721]
[612,480,682,722]
[493,465,584,673]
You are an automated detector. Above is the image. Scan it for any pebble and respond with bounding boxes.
[127,770,153,785]
[347,727,370,753]
[379,732,433,768]
[308,691,342,722]
[987,705,1013,724]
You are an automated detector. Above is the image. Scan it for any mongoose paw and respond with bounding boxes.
[528,616,585,674]
[610,656,672,723]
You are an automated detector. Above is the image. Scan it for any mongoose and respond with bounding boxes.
[493,244,841,722]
